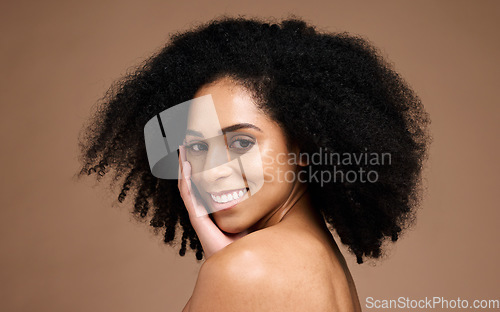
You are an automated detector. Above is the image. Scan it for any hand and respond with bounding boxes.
[177,145,249,259]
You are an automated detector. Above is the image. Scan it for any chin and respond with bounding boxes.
[212,214,249,234]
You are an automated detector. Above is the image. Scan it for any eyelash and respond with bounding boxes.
[229,137,255,151]
[186,142,208,152]
[185,137,255,154]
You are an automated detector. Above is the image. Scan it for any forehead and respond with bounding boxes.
[187,80,264,135]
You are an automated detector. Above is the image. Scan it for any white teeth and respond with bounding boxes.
[210,188,247,203]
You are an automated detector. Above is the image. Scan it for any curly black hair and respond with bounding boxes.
[75,15,430,264]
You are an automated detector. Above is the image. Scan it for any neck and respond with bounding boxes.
[248,181,310,232]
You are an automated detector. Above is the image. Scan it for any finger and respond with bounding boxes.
[180,146,192,180]
[182,162,209,218]
[178,145,189,189]
[179,144,186,163]
[177,148,182,189]
[178,161,196,213]
[177,152,189,198]
[182,161,194,196]
[183,159,191,180]
[176,148,206,217]
[178,160,201,217]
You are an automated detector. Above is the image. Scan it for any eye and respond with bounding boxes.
[186,142,208,154]
[229,137,255,153]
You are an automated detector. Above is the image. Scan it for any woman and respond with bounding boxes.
[77,16,430,311]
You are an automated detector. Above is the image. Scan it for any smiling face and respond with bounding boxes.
[184,77,304,233]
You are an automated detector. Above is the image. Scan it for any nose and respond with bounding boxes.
[202,140,233,183]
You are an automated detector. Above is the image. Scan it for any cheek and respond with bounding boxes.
[260,147,298,185]
[210,156,297,233]
[186,154,205,173]
[238,147,297,199]
[189,165,208,198]
[238,151,264,192]
[186,155,210,191]
[247,148,298,209]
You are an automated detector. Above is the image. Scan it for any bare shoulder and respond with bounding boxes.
[187,226,347,312]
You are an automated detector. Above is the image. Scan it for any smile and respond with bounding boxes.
[209,188,248,204]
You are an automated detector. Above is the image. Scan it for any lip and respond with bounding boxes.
[208,187,247,197]
[207,187,249,212]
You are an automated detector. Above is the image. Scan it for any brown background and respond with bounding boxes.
[1,0,499,311]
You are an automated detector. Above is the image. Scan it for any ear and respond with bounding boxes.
[291,144,309,167]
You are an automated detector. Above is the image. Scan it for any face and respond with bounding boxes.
[184,78,304,233]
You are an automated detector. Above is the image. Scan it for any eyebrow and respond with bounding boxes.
[185,123,262,138]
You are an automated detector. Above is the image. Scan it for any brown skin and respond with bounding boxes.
[179,78,362,312]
